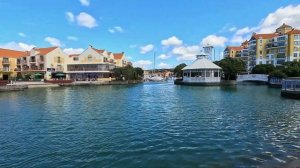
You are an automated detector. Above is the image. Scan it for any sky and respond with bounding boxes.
[1,0,300,69]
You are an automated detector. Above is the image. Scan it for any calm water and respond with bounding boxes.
[0,83,299,168]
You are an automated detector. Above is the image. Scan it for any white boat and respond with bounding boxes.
[147,75,165,82]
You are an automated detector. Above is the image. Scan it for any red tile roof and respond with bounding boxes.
[0,48,28,58]
[113,52,124,60]
[34,47,57,55]
[226,46,243,51]
[252,33,278,39]
[286,29,300,35]
[92,48,105,54]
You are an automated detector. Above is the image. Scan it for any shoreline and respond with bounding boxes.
[0,80,144,91]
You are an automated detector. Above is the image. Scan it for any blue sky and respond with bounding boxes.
[1,0,300,69]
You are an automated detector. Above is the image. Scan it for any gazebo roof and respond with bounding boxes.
[183,54,222,70]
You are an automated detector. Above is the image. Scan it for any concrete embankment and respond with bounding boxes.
[0,80,143,92]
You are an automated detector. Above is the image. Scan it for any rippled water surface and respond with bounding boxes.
[0,83,299,167]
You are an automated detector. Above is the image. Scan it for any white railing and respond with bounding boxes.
[237,74,269,82]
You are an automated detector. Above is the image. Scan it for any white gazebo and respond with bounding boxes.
[182,52,222,85]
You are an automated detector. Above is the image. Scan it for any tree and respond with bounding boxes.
[269,70,287,79]
[251,64,275,74]
[173,63,187,77]
[214,57,246,80]
[282,62,300,77]
[113,65,144,80]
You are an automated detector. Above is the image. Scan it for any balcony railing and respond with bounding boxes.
[2,60,10,64]
[277,53,286,58]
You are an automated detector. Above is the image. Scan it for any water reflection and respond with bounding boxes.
[0,84,299,167]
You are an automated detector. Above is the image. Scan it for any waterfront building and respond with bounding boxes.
[286,29,300,62]
[17,47,68,80]
[225,24,300,71]
[0,48,27,80]
[223,46,243,58]
[65,45,117,81]
[181,52,222,85]
[248,32,278,69]
[113,52,128,67]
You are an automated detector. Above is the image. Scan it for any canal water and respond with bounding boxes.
[0,83,299,167]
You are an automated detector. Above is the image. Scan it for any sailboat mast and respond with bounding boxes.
[153,52,156,74]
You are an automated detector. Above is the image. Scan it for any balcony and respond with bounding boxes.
[277,53,286,58]
[2,60,10,65]
[29,59,37,63]
[1,68,13,72]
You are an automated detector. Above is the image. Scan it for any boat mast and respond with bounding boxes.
[153,52,156,74]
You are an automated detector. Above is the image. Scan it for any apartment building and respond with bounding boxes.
[0,48,27,80]
[65,45,125,80]
[17,47,68,80]
[224,24,300,71]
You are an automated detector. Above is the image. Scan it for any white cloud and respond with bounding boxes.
[108,29,115,34]
[66,12,75,22]
[67,36,78,41]
[108,26,124,34]
[172,45,201,61]
[18,32,26,38]
[230,4,300,44]
[161,36,183,46]
[126,56,132,60]
[129,44,137,48]
[158,54,171,60]
[63,48,84,55]
[79,0,90,6]
[229,27,237,32]
[0,41,35,51]
[19,43,35,51]
[158,62,171,69]
[133,60,152,69]
[140,44,154,54]
[201,35,228,47]
[44,37,63,47]
[258,4,300,33]
[76,12,97,28]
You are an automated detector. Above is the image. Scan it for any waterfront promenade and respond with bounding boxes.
[0,83,299,167]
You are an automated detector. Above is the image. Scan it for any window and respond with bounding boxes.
[214,71,219,77]
[259,50,262,54]
[57,57,61,63]
[294,53,298,57]
[294,41,300,45]
[88,55,93,62]
[294,47,298,51]
[294,35,299,40]
[73,57,79,61]
[206,71,210,77]
[40,56,44,62]
[260,39,262,43]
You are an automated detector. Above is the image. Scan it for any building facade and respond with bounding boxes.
[65,46,121,80]
[224,24,300,72]
[17,47,68,80]
[0,45,130,81]
[0,49,27,80]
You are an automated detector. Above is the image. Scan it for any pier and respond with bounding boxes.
[281,77,300,99]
